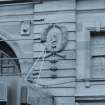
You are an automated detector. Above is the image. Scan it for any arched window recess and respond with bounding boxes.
[0,40,21,76]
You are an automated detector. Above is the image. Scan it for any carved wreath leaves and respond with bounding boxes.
[41,24,68,52]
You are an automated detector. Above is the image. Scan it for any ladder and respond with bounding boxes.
[25,46,46,85]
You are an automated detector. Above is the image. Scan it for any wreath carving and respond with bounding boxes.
[41,24,68,52]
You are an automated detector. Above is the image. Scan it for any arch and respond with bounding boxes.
[0,30,24,74]
[0,41,21,73]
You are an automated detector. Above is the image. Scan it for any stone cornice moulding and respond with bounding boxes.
[76,96,105,101]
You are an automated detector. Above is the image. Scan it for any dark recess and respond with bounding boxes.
[0,0,41,4]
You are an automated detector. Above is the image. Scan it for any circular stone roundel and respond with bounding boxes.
[42,24,68,52]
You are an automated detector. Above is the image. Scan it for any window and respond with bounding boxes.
[0,41,20,75]
[91,32,105,78]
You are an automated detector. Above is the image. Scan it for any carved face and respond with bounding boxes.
[46,27,62,52]
[43,24,68,52]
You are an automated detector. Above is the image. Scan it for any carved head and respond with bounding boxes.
[42,24,68,52]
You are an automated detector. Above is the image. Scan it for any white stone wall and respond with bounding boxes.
[1,0,105,105]
[0,1,76,105]
[33,0,76,104]
[76,0,105,99]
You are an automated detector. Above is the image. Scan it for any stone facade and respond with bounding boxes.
[1,0,105,105]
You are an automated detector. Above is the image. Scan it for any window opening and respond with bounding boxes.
[90,32,105,78]
[0,41,20,76]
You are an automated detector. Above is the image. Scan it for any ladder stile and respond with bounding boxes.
[35,47,47,85]
[24,46,46,85]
